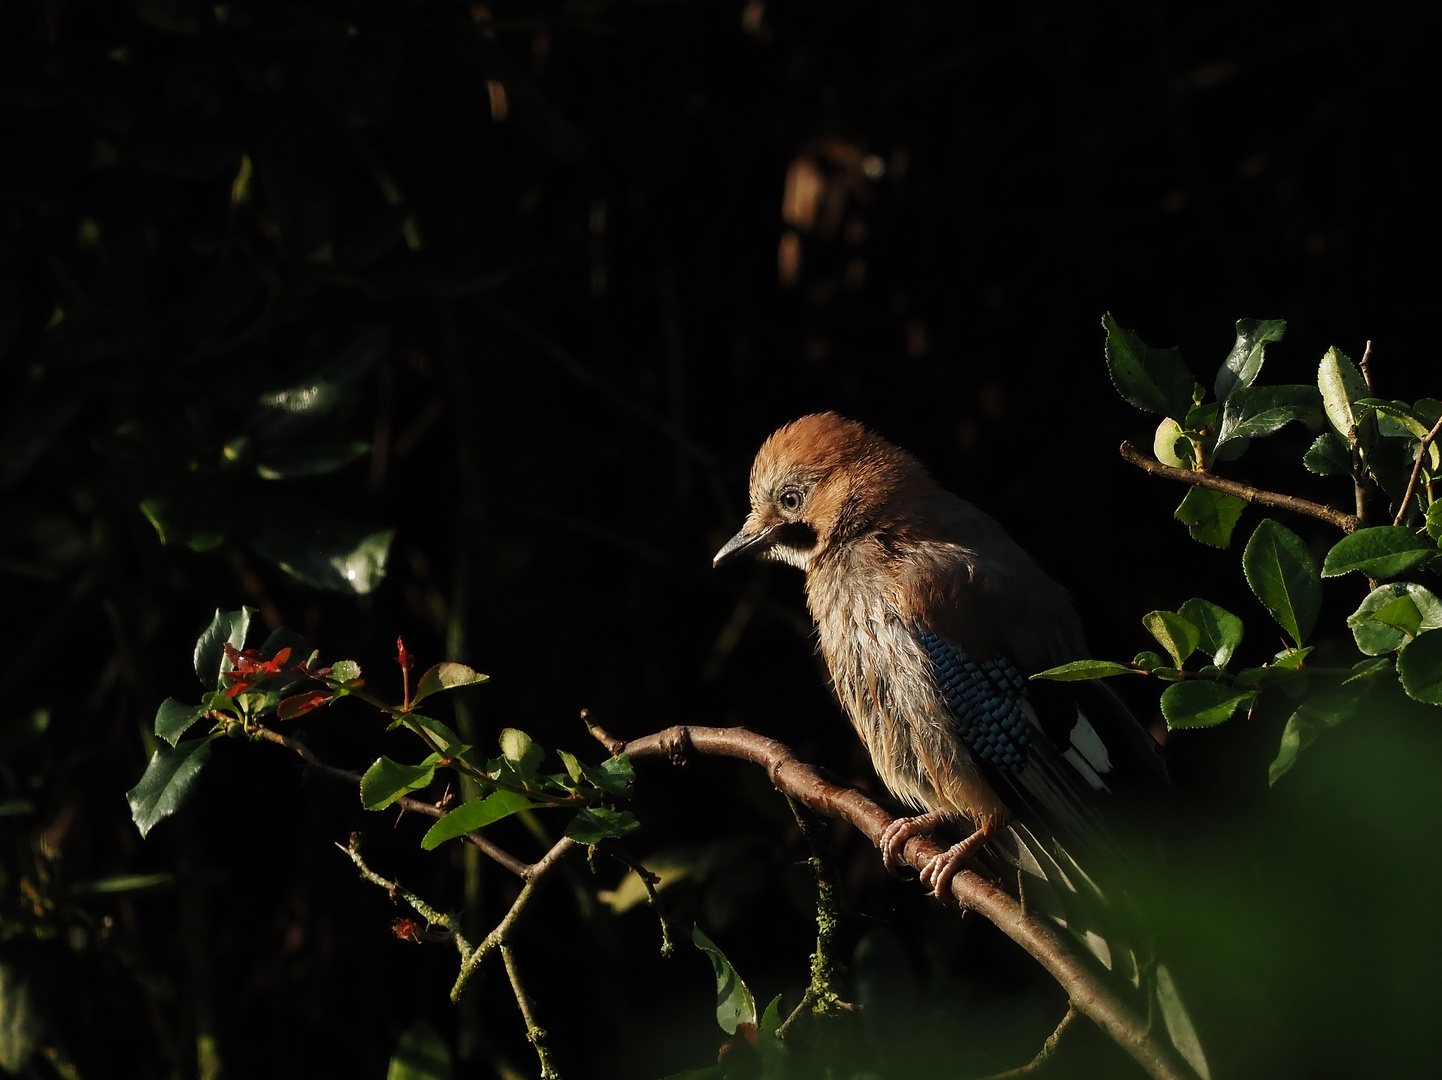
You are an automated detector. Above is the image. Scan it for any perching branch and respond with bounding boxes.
[1119,440,1359,533]
[588,721,1203,1080]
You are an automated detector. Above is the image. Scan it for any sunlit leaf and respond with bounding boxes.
[1243,520,1321,647]
[1160,681,1254,729]
[411,662,489,707]
[193,608,255,690]
[1214,385,1321,450]
[1319,346,1367,438]
[692,927,756,1035]
[1214,317,1286,401]
[1177,598,1245,668]
[1143,611,1201,669]
[360,755,440,810]
[127,737,213,837]
[252,521,393,594]
[1322,526,1437,580]
[420,790,536,850]
[155,698,208,746]
[1030,659,1138,681]
[1102,313,1196,420]
[1174,486,1246,548]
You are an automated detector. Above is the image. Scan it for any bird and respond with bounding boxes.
[713,412,1207,1077]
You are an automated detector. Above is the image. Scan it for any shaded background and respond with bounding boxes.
[2,2,1439,1078]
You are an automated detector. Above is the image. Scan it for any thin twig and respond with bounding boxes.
[1358,339,1375,394]
[250,726,531,878]
[776,795,846,1038]
[336,834,474,953]
[1119,441,1359,533]
[1393,414,1442,528]
[978,1005,1081,1079]
[590,722,1203,1080]
[451,837,577,1001]
[600,842,676,957]
[501,945,562,1080]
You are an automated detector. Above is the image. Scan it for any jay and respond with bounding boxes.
[714,413,1206,1075]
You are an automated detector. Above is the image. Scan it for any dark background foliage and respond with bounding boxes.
[1,2,1438,1078]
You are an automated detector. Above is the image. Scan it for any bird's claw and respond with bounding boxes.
[918,830,988,900]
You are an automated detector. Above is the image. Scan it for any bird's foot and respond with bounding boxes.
[918,828,989,900]
[878,810,949,877]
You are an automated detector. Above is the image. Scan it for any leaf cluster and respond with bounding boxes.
[1043,317,1442,781]
[127,608,637,846]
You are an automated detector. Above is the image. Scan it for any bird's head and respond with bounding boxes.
[712,412,925,572]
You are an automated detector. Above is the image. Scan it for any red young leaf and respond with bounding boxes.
[278,690,332,720]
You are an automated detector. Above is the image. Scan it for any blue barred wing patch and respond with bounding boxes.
[916,629,1031,772]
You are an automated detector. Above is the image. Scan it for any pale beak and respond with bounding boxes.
[713,522,778,568]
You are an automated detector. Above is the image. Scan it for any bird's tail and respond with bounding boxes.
[995,823,1211,1080]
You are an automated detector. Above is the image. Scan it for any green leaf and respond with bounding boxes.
[1160,681,1254,729]
[1030,659,1138,681]
[411,662,489,707]
[1322,526,1438,580]
[1355,398,1433,440]
[1232,664,1304,693]
[127,737,213,837]
[760,994,785,1035]
[256,440,370,480]
[1272,646,1313,670]
[252,522,393,595]
[1174,486,1246,548]
[1345,657,1395,684]
[1268,713,1311,786]
[1302,431,1351,476]
[193,607,254,690]
[252,326,388,438]
[1428,502,1442,544]
[387,1021,452,1080]
[1102,313,1196,420]
[330,659,363,685]
[0,961,40,1074]
[1318,346,1367,438]
[1397,629,1442,705]
[139,495,226,552]
[1214,385,1322,450]
[407,714,467,754]
[1214,318,1286,401]
[1267,687,1368,785]
[692,927,756,1035]
[1369,595,1423,636]
[565,806,639,843]
[1143,611,1201,669]
[360,755,440,810]
[499,728,545,776]
[1242,520,1321,647]
[1153,417,1192,467]
[420,790,536,850]
[1176,598,1244,668]
[154,698,208,746]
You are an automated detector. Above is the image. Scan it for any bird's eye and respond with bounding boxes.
[779,489,803,512]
